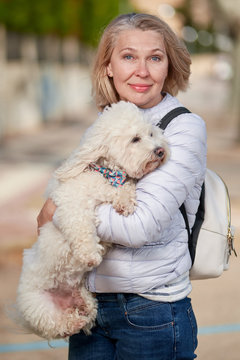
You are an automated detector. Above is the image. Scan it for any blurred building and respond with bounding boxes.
[0,27,94,140]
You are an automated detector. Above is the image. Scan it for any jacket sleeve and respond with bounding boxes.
[97,113,207,248]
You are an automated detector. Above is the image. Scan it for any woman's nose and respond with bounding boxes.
[135,60,149,77]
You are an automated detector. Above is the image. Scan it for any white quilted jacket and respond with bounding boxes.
[87,93,207,295]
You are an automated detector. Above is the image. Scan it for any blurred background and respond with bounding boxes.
[0,0,239,359]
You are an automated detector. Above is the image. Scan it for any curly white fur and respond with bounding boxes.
[15,101,170,340]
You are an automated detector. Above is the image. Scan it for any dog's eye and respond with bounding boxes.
[132,136,141,143]
[150,133,153,137]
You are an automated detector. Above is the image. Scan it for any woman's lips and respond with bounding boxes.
[129,84,152,92]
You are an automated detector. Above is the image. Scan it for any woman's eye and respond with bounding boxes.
[132,136,141,143]
[151,56,161,62]
[124,55,133,60]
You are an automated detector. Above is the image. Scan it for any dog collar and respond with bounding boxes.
[89,163,127,187]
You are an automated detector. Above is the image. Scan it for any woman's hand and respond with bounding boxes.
[37,198,56,234]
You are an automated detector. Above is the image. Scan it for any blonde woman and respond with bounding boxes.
[38,13,206,359]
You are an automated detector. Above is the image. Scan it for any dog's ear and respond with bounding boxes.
[54,141,108,182]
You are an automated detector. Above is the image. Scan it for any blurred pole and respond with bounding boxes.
[0,26,6,141]
[0,26,6,62]
[216,0,240,142]
[232,27,240,142]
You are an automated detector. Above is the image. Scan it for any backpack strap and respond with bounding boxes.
[179,203,191,248]
[156,107,191,130]
[156,106,199,263]
[189,183,205,262]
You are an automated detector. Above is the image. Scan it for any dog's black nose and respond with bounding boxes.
[154,147,165,159]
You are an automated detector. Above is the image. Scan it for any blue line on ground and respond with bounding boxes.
[198,323,240,335]
[1,324,240,353]
[0,339,67,353]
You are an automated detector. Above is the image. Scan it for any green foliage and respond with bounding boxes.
[79,0,134,46]
[78,0,119,46]
[0,0,134,46]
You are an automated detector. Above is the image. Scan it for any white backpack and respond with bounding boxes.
[157,107,237,280]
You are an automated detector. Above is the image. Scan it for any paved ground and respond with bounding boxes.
[0,58,240,359]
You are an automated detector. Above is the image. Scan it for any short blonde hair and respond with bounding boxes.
[92,13,191,111]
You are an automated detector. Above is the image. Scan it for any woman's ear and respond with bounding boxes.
[107,63,113,77]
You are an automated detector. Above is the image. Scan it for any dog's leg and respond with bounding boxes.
[112,180,137,216]
[53,205,103,270]
[51,174,135,269]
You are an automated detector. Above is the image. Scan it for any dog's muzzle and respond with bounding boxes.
[154,147,165,160]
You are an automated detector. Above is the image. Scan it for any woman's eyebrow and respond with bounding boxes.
[119,47,166,54]
[119,47,137,53]
[151,48,166,54]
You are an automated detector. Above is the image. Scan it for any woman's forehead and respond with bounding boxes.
[113,29,165,52]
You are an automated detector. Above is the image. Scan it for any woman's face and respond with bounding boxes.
[107,29,169,109]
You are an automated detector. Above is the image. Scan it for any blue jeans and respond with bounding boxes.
[68,294,198,360]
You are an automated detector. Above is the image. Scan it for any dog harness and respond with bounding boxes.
[89,163,127,187]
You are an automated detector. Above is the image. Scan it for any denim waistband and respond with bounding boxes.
[95,293,138,302]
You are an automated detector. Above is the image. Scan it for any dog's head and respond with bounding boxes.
[55,101,170,181]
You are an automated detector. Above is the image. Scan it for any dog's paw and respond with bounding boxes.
[81,246,103,270]
[71,241,104,269]
[85,253,102,269]
[113,186,137,216]
[113,198,136,216]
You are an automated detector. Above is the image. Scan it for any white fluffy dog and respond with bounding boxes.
[15,101,169,340]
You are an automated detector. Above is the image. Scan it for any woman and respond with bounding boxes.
[38,13,206,359]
